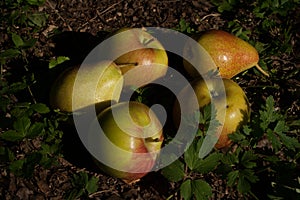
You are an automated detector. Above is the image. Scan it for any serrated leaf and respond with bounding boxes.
[180,179,192,200]
[161,159,185,182]
[237,176,251,194]
[241,151,257,168]
[0,146,15,162]
[31,103,50,114]
[0,130,24,142]
[86,176,99,194]
[23,152,42,177]
[28,13,47,27]
[267,129,281,152]
[274,120,289,133]
[192,179,213,200]
[240,169,259,184]
[277,131,300,151]
[227,170,239,186]
[27,122,44,138]
[184,139,202,170]
[9,159,25,175]
[195,152,221,174]
[229,132,246,142]
[222,152,239,166]
[13,116,31,136]
[259,96,282,131]
[0,49,21,59]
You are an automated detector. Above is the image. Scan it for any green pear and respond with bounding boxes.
[50,61,123,112]
[183,30,269,78]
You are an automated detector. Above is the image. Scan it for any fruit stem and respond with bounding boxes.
[117,63,138,68]
[255,64,269,77]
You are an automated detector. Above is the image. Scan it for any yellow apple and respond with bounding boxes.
[173,78,250,149]
[89,101,164,184]
[49,61,123,112]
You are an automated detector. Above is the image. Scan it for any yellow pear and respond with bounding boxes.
[183,30,269,78]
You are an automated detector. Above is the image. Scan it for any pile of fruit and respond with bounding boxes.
[49,28,269,184]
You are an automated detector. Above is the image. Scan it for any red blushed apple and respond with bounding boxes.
[89,101,164,184]
[108,27,168,87]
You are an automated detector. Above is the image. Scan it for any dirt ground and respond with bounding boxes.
[1,0,299,199]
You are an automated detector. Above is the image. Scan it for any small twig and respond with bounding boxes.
[97,0,125,16]
[46,0,72,31]
[200,13,221,22]
[89,189,120,198]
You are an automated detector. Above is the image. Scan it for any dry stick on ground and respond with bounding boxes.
[77,0,125,31]
[46,0,73,31]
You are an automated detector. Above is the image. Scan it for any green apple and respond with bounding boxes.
[108,27,168,87]
[90,101,164,183]
[173,78,250,149]
[50,61,123,112]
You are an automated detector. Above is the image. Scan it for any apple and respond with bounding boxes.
[173,78,250,149]
[107,27,168,87]
[49,60,124,112]
[89,101,164,183]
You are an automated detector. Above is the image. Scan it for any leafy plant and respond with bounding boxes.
[65,171,99,199]
[161,95,300,199]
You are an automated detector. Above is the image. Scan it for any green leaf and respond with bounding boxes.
[9,159,25,176]
[31,103,50,114]
[184,139,202,170]
[23,152,42,177]
[22,38,37,48]
[180,179,192,200]
[277,131,300,151]
[237,176,251,194]
[227,170,239,186]
[27,122,44,138]
[12,33,24,48]
[86,176,99,194]
[229,131,246,142]
[259,96,282,130]
[13,116,31,135]
[241,151,257,168]
[267,129,281,152]
[195,152,221,174]
[192,179,213,200]
[240,169,259,184]
[161,159,185,182]
[26,0,46,6]
[0,130,24,142]
[28,13,48,27]
[0,146,15,162]
[0,49,21,59]
[49,56,70,69]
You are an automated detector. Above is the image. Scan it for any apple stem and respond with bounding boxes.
[255,64,270,77]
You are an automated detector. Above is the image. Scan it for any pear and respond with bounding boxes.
[183,30,269,78]
[50,61,124,112]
